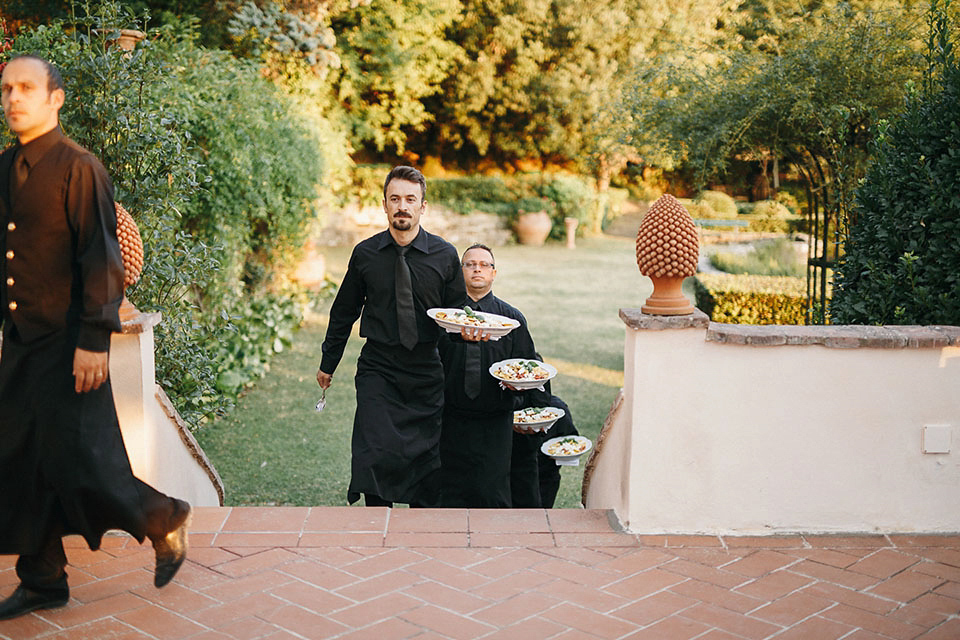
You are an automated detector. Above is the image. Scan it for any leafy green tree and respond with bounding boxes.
[832,0,959,324]
[329,0,460,153]
[6,3,228,424]
[622,3,922,193]
[417,0,665,168]
[2,1,333,424]
[619,0,924,292]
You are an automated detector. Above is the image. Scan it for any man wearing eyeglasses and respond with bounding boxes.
[437,243,544,507]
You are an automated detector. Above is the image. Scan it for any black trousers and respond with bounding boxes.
[15,478,177,592]
[510,431,543,508]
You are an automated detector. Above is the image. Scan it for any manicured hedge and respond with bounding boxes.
[426,173,599,239]
[694,273,808,325]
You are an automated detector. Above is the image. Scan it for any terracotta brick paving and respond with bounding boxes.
[1,508,959,639]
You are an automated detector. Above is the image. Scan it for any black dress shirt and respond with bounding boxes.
[438,291,542,413]
[0,127,123,351]
[320,228,466,374]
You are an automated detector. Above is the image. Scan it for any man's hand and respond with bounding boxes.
[317,368,333,389]
[512,424,539,435]
[74,348,109,393]
[460,326,491,342]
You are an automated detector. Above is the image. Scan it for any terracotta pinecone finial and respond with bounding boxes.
[635,194,699,278]
[115,202,144,288]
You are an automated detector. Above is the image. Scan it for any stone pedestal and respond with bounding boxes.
[564,217,579,249]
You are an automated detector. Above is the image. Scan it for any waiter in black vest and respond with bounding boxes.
[0,55,190,621]
[317,166,485,507]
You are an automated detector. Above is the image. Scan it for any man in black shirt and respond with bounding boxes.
[438,243,543,507]
[317,166,474,507]
[0,55,190,621]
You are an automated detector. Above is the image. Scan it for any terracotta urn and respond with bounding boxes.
[117,29,146,51]
[94,28,146,52]
[635,194,699,315]
[513,210,552,246]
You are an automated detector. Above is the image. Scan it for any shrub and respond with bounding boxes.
[428,172,600,240]
[347,164,392,206]
[709,239,806,277]
[428,175,517,217]
[680,198,717,219]
[533,174,597,239]
[696,190,738,218]
[747,200,794,232]
[774,190,802,215]
[2,2,332,426]
[694,273,808,325]
[168,40,324,297]
[832,35,960,324]
[212,290,310,394]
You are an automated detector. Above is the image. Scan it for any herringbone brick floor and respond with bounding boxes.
[1,507,959,639]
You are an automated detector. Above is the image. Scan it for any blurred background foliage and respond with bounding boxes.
[1,0,957,428]
[2,1,331,426]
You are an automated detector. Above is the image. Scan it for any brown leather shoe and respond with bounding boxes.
[152,499,191,588]
[0,585,69,620]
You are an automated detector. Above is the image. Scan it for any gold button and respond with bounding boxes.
[6,222,14,231]
[5,250,12,259]
[8,301,16,310]
[5,277,12,286]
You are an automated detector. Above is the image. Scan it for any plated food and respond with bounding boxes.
[427,307,520,340]
[541,435,593,466]
[489,358,557,390]
[513,406,565,433]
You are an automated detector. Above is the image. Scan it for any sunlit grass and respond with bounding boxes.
[195,233,689,508]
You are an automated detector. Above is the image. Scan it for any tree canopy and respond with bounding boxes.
[2,0,947,185]
[618,1,925,196]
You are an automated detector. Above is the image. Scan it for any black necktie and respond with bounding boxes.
[464,341,482,399]
[395,244,418,350]
[11,153,28,199]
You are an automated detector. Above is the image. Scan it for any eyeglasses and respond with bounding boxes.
[462,261,494,270]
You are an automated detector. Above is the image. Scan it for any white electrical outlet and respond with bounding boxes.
[922,424,952,454]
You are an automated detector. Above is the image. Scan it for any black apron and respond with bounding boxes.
[348,340,444,505]
[440,407,513,508]
[0,324,147,555]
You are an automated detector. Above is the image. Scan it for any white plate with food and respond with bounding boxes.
[541,435,592,466]
[427,307,520,340]
[489,358,557,390]
[513,406,565,433]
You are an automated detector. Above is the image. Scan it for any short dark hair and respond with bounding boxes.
[462,242,495,267]
[383,165,426,201]
[7,54,64,94]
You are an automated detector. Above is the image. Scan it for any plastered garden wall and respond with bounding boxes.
[112,309,224,507]
[582,310,960,535]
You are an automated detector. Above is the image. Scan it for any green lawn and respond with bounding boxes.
[195,233,686,508]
